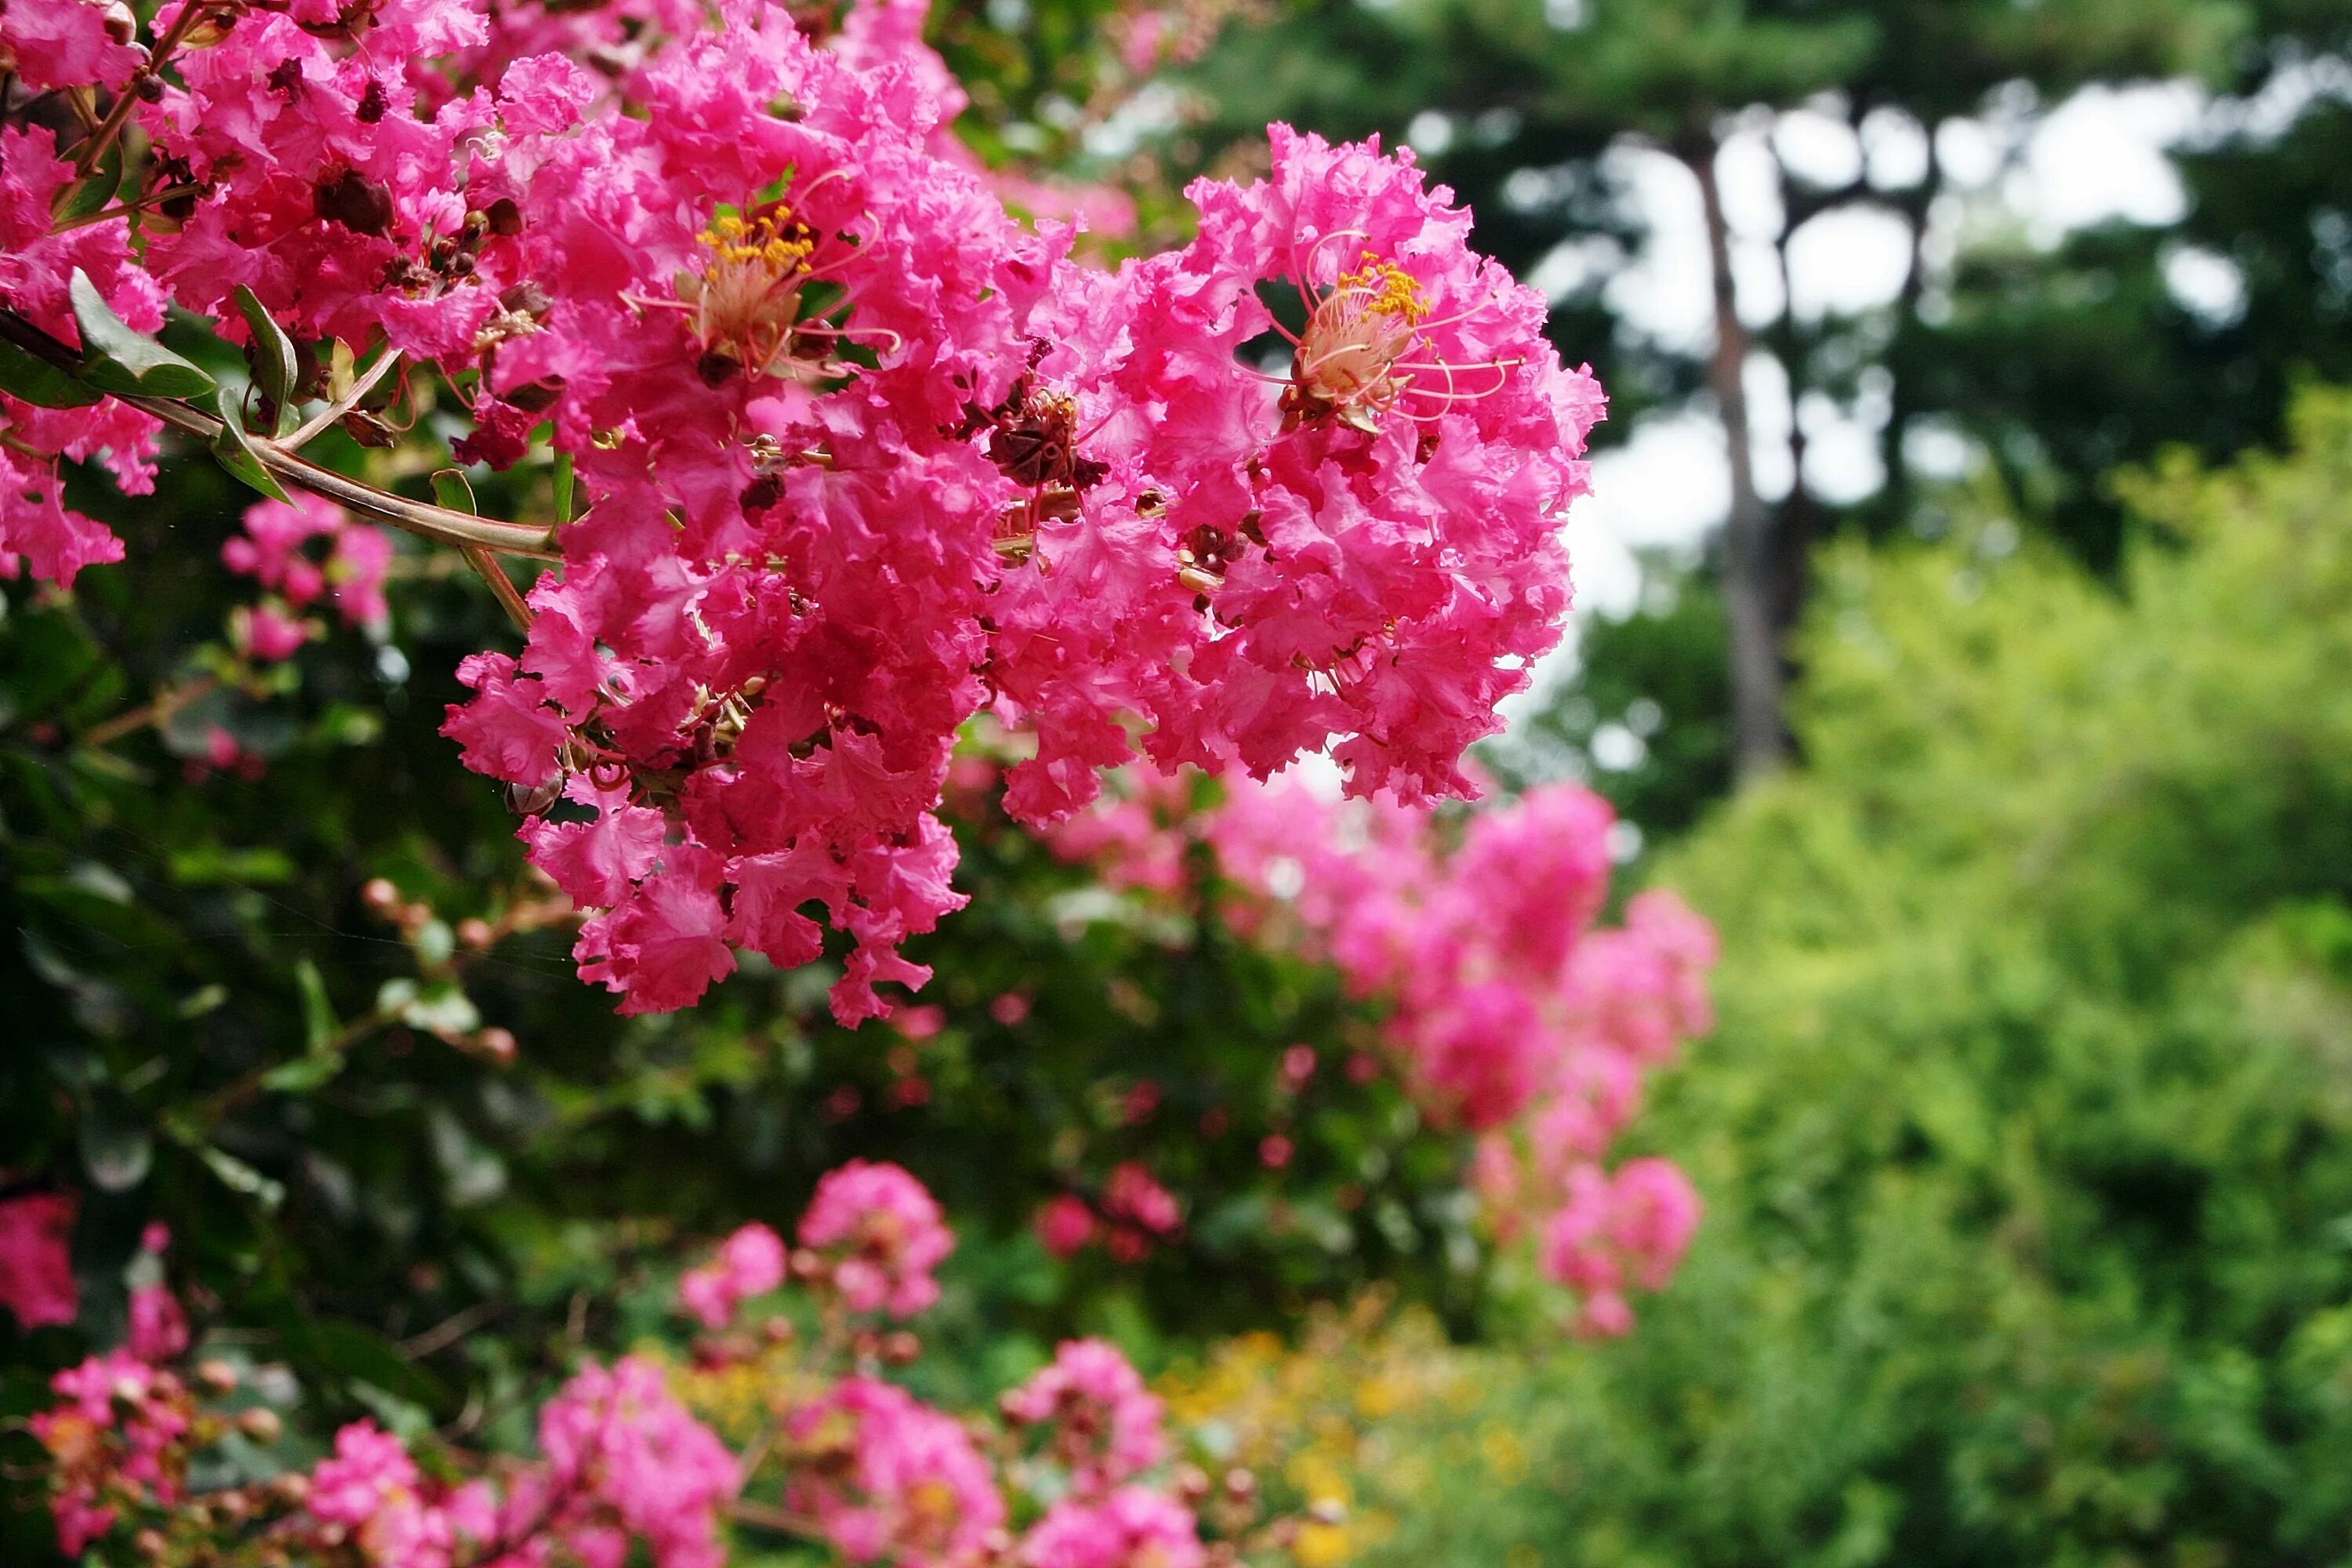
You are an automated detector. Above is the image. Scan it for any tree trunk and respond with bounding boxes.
[1686,138,1789,781]
[1768,162,1817,648]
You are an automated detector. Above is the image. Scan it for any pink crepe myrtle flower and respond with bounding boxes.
[237,602,314,663]
[1035,1196,1098,1259]
[127,1286,188,1363]
[8,0,1599,1026]
[1099,1163,1179,1238]
[0,1189,78,1330]
[32,1351,195,1554]
[308,1420,502,1568]
[677,1221,788,1330]
[1042,768,1718,1325]
[1020,1486,1203,1568]
[1000,1339,1165,1497]
[539,1356,740,1568]
[785,1374,1005,1567]
[223,496,390,631]
[798,1160,954,1318]
[1541,1159,1701,1339]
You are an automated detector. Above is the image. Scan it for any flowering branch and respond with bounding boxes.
[0,310,560,560]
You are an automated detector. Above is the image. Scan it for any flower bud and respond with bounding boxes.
[238,1406,283,1443]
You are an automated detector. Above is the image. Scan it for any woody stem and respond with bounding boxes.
[0,310,563,561]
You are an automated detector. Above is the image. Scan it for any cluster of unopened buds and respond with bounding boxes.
[1,0,1602,1029]
[351,872,579,1062]
[1047,771,1715,1334]
[18,1160,1304,1568]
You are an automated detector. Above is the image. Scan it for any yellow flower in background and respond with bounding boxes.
[1295,1519,1352,1567]
[1479,1425,1526,1482]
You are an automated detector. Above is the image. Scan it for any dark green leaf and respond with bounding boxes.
[212,385,292,502]
[295,959,339,1055]
[50,141,122,225]
[0,336,100,408]
[233,285,302,436]
[70,269,216,400]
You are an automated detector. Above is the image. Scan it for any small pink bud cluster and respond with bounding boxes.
[1032,1160,1185,1265]
[2,0,1599,1025]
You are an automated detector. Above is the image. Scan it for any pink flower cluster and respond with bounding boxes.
[307,1419,506,1568]
[126,1222,190,1362]
[256,1359,739,1568]
[221,494,392,662]
[677,1221,788,1330]
[786,1374,1005,1566]
[32,1349,194,1554]
[1022,1486,1203,1568]
[1031,1160,1184,1265]
[1001,1338,1167,1497]
[537,1355,743,1568]
[1065,773,1716,1330]
[2,0,1599,1024]
[30,1165,1243,1568]
[0,1188,78,1330]
[1540,1157,1701,1339]
[797,1159,955,1318]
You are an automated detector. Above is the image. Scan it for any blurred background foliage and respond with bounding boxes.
[1178,0,2352,793]
[15,0,2352,1564]
[1213,394,2352,1567]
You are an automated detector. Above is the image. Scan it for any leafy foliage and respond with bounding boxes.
[1264,389,2352,1566]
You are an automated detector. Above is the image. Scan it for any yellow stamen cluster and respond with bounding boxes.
[700,210,818,274]
[1334,253,1427,324]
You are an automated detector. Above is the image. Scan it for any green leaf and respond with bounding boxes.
[554,451,575,524]
[281,1319,452,1415]
[199,1144,286,1210]
[212,385,292,502]
[0,335,100,408]
[70,269,216,400]
[259,1052,343,1094]
[233,285,302,436]
[51,141,122,225]
[296,958,339,1054]
[430,467,478,514]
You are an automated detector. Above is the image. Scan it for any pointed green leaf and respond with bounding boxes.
[430,468,478,514]
[71,269,216,400]
[0,336,100,408]
[233,285,303,435]
[294,958,339,1054]
[51,141,123,225]
[212,386,292,502]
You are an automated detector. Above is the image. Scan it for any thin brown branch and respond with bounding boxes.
[463,546,535,631]
[81,673,217,748]
[727,1499,828,1539]
[399,1299,504,1359]
[0,310,562,561]
[283,342,403,450]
